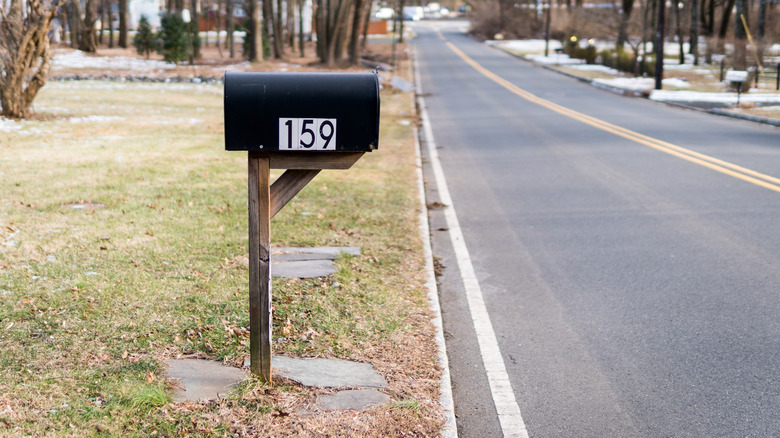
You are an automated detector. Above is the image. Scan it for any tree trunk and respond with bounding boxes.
[298,0,306,56]
[81,0,98,52]
[191,0,201,58]
[733,0,747,69]
[288,0,296,50]
[718,0,734,39]
[348,0,364,65]
[274,0,284,57]
[226,0,235,57]
[118,0,128,47]
[0,0,62,119]
[333,0,351,61]
[757,0,766,40]
[70,0,81,47]
[689,0,699,64]
[360,0,371,50]
[108,0,115,48]
[263,0,276,57]
[323,0,351,65]
[398,0,405,43]
[617,0,635,49]
[673,0,683,64]
[59,7,69,44]
[248,0,264,61]
[98,0,104,45]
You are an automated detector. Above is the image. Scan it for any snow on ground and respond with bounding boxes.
[52,50,175,71]
[568,64,620,75]
[489,39,563,54]
[68,115,125,123]
[526,53,585,65]
[0,118,21,133]
[650,90,780,103]
[752,105,780,112]
[594,77,691,91]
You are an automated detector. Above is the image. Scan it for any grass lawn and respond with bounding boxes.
[0,50,442,436]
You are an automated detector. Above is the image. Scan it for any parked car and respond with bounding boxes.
[402,6,424,21]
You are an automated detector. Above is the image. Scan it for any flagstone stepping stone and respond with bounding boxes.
[316,389,390,411]
[166,359,246,402]
[270,247,361,279]
[272,260,336,278]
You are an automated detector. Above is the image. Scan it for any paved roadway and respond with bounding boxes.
[413,21,780,437]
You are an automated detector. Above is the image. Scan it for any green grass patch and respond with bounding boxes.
[0,63,441,435]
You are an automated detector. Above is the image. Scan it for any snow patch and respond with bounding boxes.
[69,115,125,123]
[568,64,620,75]
[650,90,780,103]
[526,53,585,65]
[0,118,21,133]
[52,50,175,71]
[489,39,563,53]
[594,77,692,91]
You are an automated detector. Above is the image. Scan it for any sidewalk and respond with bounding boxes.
[490,39,780,127]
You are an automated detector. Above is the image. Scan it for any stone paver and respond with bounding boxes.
[316,389,390,411]
[270,247,361,278]
[166,359,246,402]
[272,259,336,278]
[272,355,387,388]
[272,247,361,258]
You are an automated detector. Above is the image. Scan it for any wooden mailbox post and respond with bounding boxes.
[224,72,380,383]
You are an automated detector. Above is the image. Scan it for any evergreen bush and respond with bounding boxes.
[158,13,190,65]
[133,15,159,59]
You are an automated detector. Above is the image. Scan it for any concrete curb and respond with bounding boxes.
[709,108,780,126]
[411,46,459,438]
[494,46,779,128]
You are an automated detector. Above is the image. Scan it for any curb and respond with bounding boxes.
[709,108,780,126]
[494,46,779,127]
[411,46,459,438]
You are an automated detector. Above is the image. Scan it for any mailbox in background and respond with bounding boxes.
[224,72,380,152]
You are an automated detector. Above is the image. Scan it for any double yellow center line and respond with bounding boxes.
[444,40,780,194]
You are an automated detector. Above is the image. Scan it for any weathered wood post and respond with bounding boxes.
[224,72,380,383]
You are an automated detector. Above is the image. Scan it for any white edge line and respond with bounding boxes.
[412,45,459,438]
[413,42,530,438]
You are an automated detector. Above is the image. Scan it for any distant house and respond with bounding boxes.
[129,0,164,29]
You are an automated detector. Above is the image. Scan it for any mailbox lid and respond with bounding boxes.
[224,72,380,152]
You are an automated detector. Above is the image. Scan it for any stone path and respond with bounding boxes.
[167,355,388,410]
[167,359,247,402]
[271,247,360,279]
[166,246,387,410]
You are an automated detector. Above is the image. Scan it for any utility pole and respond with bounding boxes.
[654,0,665,90]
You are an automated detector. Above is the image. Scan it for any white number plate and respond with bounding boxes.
[279,118,337,151]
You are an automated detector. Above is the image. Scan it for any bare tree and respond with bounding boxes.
[82,0,98,51]
[118,0,127,47]
[245,0,264,61]
[616,0,635,48]
[226,0,234,57]
[315,0,353,65]
[274,0,283,56]
[348,0,365,65]
[0,0,64,118]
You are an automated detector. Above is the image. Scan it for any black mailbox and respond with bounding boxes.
[224,72,380,152]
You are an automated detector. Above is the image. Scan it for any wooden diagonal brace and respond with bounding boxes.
[270,169,321,218]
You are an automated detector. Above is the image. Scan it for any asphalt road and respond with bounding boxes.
[413,21,780,437]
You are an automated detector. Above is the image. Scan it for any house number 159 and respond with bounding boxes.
[279,118,337,151]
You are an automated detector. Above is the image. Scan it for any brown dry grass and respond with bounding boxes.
[1,41,443,436]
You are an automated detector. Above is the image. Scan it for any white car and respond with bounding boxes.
[374,7,395,19]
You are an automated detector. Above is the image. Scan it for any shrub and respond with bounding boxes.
[599,48,656,76]
[158,13,190,65]
[133,15,159,59]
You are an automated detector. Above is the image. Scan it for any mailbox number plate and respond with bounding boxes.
[279,118,337,151]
